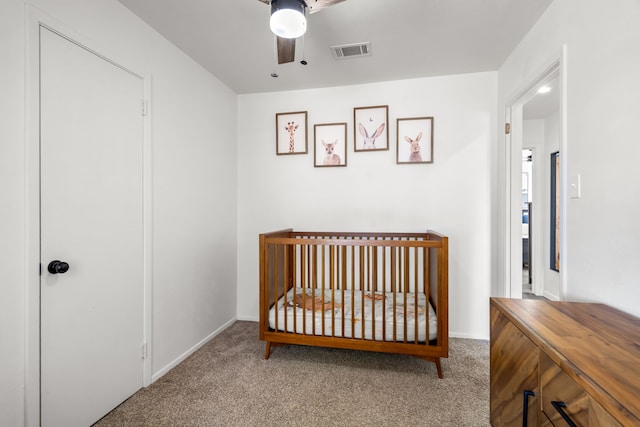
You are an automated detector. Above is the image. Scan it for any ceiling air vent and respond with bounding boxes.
[330,42,372,59]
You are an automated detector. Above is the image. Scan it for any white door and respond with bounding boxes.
[40,26,144,427]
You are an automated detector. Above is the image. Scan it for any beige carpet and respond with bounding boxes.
[93,321,490,426]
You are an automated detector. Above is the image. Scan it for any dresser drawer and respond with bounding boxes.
[490,304,539,426]
[540,353,622,426]
[589,398,622,426]
[540,353,588,424]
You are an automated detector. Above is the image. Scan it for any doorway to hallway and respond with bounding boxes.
[505,55,564,301]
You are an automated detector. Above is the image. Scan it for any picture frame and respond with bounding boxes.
[396,117,434,164]
[275,111,308,155]
[353,105,389,151]
[314,123,347,167]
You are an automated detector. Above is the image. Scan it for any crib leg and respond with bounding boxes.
[435,358,443,379]
[419,356,444,378]
[264,341,272,359]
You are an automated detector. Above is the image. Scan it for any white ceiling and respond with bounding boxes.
[523,75,560,120]
[117,0,554,94]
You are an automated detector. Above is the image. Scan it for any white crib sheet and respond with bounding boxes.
[268,288,437,342]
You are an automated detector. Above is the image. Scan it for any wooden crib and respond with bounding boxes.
[259,229,449,378]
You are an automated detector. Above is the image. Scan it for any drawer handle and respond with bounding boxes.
[551,401,578,427]
[522,390,535,427]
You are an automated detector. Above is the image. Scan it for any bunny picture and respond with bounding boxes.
[358,122,386,149]
[405,132,423,162]
[354,106,389,151]
[397,117,433,164]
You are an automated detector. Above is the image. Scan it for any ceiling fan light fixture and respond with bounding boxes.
[270,0,307,39]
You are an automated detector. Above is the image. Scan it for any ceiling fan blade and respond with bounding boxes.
[277,37,296,64]
[257,0,347,13]
[307,0,347,13]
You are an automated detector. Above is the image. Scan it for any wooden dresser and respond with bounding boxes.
[490,298,640,426]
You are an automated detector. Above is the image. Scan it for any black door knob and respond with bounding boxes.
[48,260,70,274]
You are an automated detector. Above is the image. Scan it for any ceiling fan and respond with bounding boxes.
[258,0,347,64]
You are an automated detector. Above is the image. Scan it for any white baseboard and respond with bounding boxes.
[236,315,259,322]
[151,317,237,383]
[450,332,489,341]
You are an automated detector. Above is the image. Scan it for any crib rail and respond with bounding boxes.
[259,229,448,377]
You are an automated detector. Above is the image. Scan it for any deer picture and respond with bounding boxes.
[322,140,341,165]
[358,122,386,149]
[405,132,423,162]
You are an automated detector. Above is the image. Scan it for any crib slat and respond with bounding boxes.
[424,246,430,344]
[310,244,318,335]
[340,246,347,338]
[329,245,335,338]
[414,246,419,343]
[284,244,289,334]
[359,245,365,340]
[274,244,280,333]
[371,245,376,341]
[350,245,356,341]
[392,247,397,342]
[321,245,326,336]
[382,246,387,342]
[403,246,409,343]
[292,245,299,334]
[311,244,317,336]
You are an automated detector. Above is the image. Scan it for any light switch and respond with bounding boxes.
[569,174,581,199]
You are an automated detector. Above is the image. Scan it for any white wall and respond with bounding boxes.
[237,72,497,340]
[0,0,237,425]
[0,1,27,426]
[498,0,640,316]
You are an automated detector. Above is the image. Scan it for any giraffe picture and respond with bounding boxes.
[275,111,308,155]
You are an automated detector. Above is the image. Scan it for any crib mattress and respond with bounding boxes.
[268,288,437,342]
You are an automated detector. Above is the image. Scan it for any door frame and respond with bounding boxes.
[503,46,567,300]
[24,7,153,426]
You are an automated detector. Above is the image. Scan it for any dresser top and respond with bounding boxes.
[490,298,640,425]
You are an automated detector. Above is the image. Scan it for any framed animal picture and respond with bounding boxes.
[314,123,347,168]
[396,117,434,164]
[353,105,389,152]
[276,111,308,155]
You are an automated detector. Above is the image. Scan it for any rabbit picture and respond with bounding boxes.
[405,132,423,162]
[358,122,386,149]
[322,140,341,165]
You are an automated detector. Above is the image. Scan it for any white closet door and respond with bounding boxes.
[40,26,144,427]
